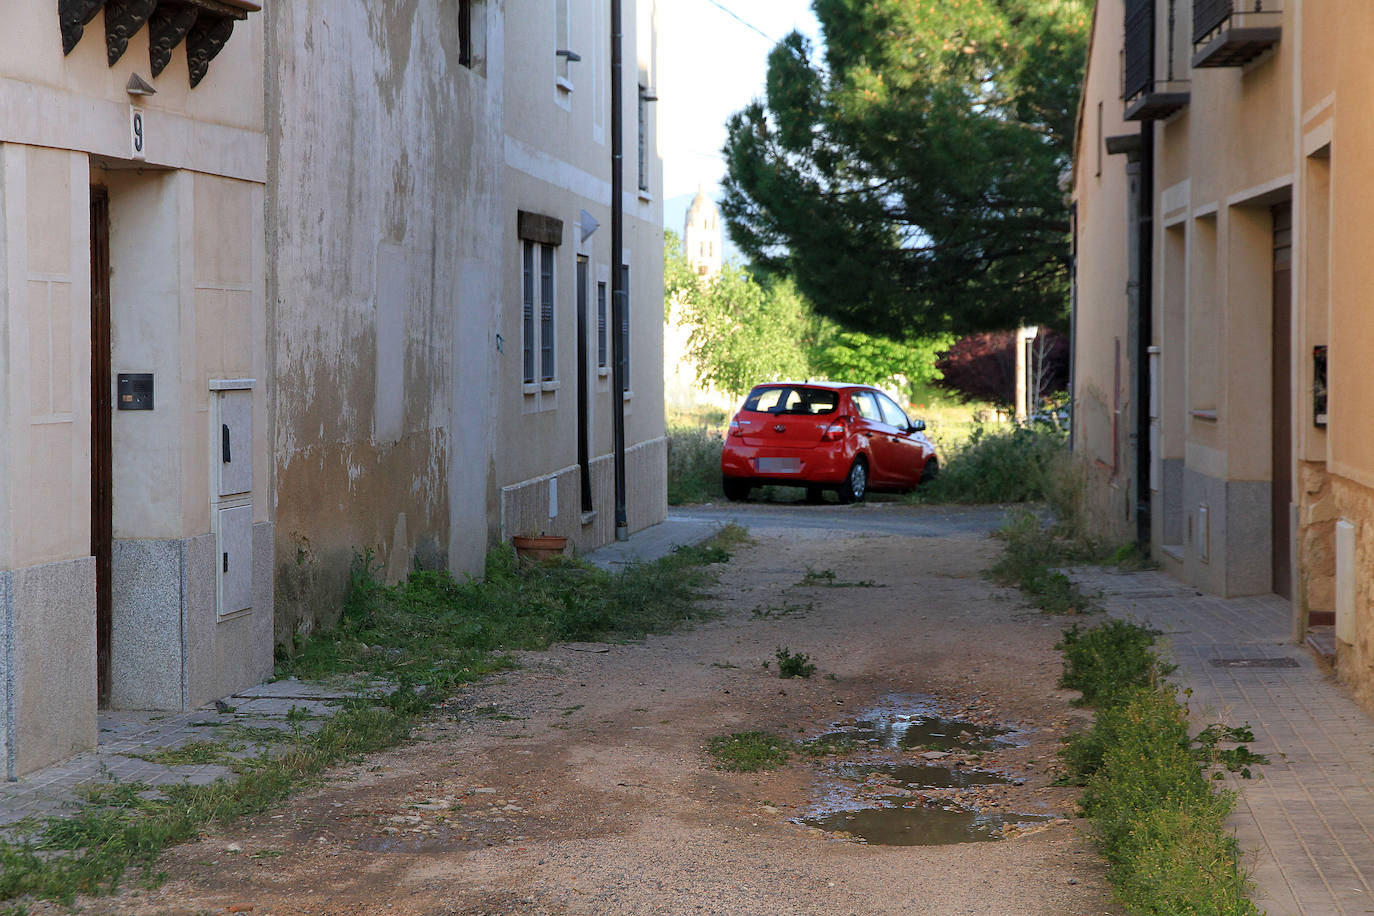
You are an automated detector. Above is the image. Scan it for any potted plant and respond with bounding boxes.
[511,532,568,561]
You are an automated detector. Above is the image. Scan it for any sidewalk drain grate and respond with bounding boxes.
[1209,657,1301,669]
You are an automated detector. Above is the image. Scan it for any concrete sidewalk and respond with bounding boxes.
[581,513,726,570]
[1071,567,1374,916]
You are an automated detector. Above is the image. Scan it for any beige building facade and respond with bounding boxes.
[0,0,272,777]
[1074,0,1374,708]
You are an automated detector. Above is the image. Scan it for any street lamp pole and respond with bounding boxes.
[610,0,629,541]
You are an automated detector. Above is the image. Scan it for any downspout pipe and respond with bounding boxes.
[1136,120,1154,547]
[610,0,629,541]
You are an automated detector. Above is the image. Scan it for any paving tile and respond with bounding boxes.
[1068,567,1374,914]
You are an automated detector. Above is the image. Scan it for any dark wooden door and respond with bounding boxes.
[1272,203,1292,599]
[91,187,113,706]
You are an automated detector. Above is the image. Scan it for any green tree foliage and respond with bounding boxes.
[721,0,1091,339]
[809,323,951,396]
[666,233,947,400]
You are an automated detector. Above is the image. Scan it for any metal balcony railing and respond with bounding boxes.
[1194,0,1235,44]
[1192,0,1282,68]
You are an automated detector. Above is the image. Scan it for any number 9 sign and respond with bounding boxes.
[130,107,146,161]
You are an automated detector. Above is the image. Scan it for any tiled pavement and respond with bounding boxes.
[1070,567,1374,916]
[0,679,380,836]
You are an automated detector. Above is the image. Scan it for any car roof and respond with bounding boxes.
[748,380,870,391]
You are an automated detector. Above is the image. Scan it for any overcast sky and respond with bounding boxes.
[656,0,821,202]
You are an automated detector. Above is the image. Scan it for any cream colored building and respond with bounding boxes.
[0,0,271,777]
[1073,0,1374,708]
[1,0,666,777]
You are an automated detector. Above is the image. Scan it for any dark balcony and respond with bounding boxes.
[1123,81,1191,121]
[1192,0,1282,68]
[1122,0,1189,122]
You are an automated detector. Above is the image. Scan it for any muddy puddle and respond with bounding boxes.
[797,698,1056,846]
[802,801,1054,846]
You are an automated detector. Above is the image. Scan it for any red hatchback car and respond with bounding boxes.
[720,382,938,503]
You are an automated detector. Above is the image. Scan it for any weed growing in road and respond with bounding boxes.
[990,509,1118,615]
[774,647,817,679]
[752,600,812,619]
[1054,620,1264,915]
[0,529,744,909]
[799,566,880,588]
[707,732,791,772]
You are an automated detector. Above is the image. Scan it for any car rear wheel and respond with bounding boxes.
[919,456,940,486]
[722,478,751,502]
[837,458,867,504]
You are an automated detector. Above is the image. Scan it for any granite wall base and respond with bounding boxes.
[0,557,96,779]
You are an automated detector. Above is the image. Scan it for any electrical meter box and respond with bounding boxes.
[210,380,254,616]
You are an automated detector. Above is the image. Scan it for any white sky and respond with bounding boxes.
[656,0,820,201]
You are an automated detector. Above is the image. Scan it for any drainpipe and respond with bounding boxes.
[610,0,629,541]
[1136,120,1154,547]
[1068,202,1078,452]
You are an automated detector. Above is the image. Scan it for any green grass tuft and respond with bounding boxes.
[706,732,791,772]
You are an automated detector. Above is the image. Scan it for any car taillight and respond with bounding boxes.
[821,422,846,441]
[728,419,743,437]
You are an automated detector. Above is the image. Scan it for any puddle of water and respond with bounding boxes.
[801,801,1054,846]
[796,700,1051,846]
[811,712,1013,753]
[834,761,1018,789]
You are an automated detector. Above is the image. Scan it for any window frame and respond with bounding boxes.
[522,241,536,384]
[540,242,556,382]
[596,280,608,370]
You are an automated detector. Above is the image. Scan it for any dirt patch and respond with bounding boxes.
[41,512,1121,915]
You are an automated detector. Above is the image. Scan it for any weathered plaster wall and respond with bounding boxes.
[268,2,503,643]
[1070,0,1135,549]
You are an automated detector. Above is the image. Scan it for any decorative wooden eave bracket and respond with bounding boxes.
[59,0,261,88]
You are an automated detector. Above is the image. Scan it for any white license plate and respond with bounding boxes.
[756,457,801,473]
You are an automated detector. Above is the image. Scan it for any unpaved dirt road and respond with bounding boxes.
[60,503,1122,915]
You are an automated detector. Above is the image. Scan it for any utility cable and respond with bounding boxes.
[701,0,779,44]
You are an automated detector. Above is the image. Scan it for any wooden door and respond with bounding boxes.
[91,187,113,706]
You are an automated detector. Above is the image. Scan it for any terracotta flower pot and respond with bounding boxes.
[512,534,568,562]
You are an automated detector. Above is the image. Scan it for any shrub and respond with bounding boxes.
[915,422,1066,505]
[667,425,725,505]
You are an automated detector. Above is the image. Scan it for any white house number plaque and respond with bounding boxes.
[130,107,146,161]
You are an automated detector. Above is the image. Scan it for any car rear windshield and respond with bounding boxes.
[742,386,839,415]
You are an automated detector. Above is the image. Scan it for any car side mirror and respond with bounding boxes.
[909,419,926,433]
